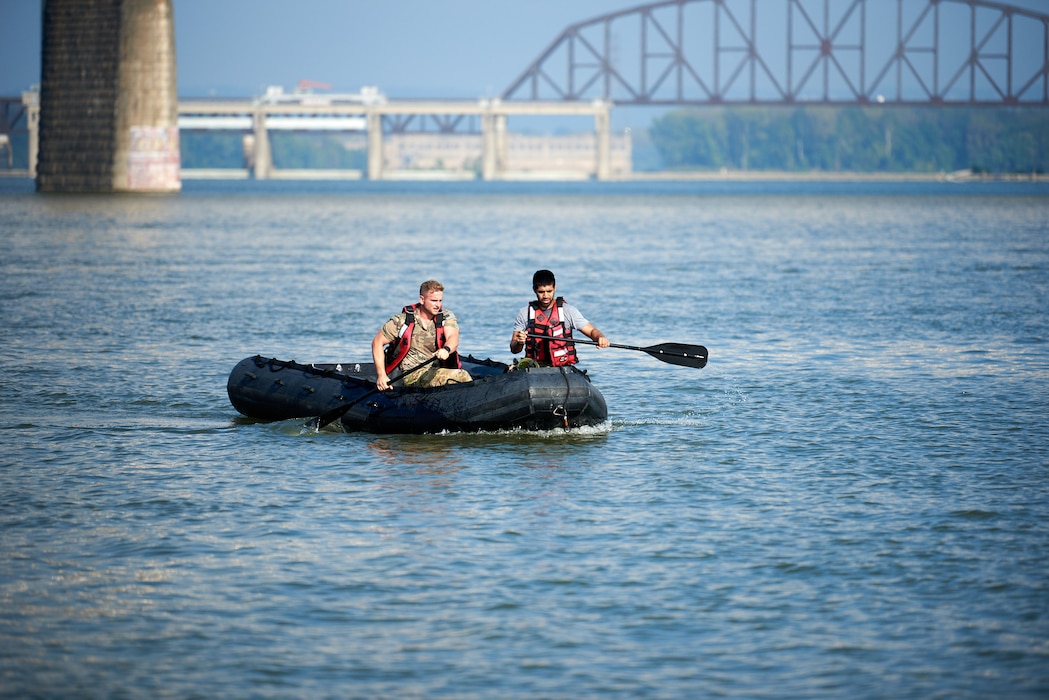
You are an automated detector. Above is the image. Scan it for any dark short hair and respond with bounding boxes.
[532,269,556,290]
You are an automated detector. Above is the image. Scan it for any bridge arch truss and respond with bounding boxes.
[503,0,1049,106]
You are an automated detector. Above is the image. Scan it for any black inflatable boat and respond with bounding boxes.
[227,355,608,433]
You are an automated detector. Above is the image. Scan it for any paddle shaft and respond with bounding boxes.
[529,333,644,353]
[526,333,708,368]
[313,355,438,430]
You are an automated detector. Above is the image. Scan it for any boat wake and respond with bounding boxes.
[613,415,709,429]
[608,385,748,429]
[283,418,614,439]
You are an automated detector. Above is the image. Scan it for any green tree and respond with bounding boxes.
[647,106,1049,173]
[180,132,245,168]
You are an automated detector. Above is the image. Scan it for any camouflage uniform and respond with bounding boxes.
[379,309,472,388]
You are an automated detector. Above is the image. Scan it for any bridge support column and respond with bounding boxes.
[594,101,611,181]
[37,0,180,193]
[251,107,272,180]
[480,100,508,181]
[367,111,383,180]
[481,107,496,181]
[494,113,508,175]
[24,90,39,179]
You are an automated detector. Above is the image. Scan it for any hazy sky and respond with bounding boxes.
[1,1,647,97]
[3,0,1046,126]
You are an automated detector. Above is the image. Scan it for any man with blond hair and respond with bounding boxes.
[372,280,472,390]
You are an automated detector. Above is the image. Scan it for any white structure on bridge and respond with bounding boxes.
[177,86,378,132]
[177,86,626,181]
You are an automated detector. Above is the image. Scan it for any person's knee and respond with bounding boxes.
[447,369,472,384]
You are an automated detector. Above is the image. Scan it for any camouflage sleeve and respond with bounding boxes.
[381,312,407,342]
[441,310,459,330]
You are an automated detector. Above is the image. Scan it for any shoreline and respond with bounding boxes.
[3,168,1047,184]
[624,169,1049,183]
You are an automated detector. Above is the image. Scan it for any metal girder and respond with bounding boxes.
[502,0,1049,106]
[382,113,478,134]
[1,97,27,135]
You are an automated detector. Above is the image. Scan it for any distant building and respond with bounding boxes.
[376,132,632,179]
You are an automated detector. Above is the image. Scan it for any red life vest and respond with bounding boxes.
[383,304,461,374]
[525,297,579,367]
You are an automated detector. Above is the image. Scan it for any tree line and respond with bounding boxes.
[181,132,366,171]
[647,106,1048,174]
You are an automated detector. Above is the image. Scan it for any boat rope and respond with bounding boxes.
[251,355,375,389]
[250,354,507,385]
[558,367,574,429]
[552,405,568,430]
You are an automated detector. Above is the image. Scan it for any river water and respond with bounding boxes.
[1,178,1047,698]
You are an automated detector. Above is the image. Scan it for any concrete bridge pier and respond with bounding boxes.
[494,114,508,174]
[24,90,40,178]
[480,109,508,180]
[367,112,383,180]
[251,107,272,180]
[481,111,496,180]
[594,103,611,181]
[37,0,180,193]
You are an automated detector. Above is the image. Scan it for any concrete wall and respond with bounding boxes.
[382,132,632,179]
[37,0,179,193]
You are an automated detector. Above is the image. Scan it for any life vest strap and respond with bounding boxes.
[525,297,578,366]
[385,303,461,372]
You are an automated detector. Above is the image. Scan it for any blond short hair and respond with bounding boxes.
[419,280,444,295]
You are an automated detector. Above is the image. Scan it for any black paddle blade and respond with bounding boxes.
[643,343,708,369]
[525,333,707,369]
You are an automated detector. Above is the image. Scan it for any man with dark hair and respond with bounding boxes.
[372,280,472,390]
[509,269,609,366]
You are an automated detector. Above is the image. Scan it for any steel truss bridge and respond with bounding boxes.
[504,0,1049,107]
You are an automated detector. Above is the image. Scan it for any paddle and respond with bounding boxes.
[527,333,708,369]
[310,356,439,431]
